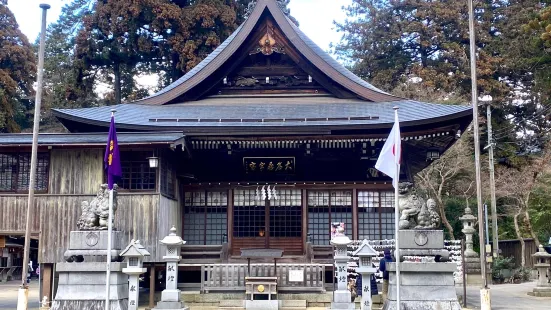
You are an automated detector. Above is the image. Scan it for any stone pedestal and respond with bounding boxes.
[382,262,461,310]
[528,245,551,297]
[460,207,482,285]
[330,225,354,310]
[51,231,127,310]
[153,227,189,310]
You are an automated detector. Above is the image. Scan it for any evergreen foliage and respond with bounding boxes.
[0,3,36,132]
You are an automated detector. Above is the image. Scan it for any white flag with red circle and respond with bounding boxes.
[375,110,401,188]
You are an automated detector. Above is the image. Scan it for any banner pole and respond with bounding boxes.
[105,189,113,309]
[393,107,401,310]
[105,110,115,310]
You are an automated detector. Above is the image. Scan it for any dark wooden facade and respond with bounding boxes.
[0,0,472,269]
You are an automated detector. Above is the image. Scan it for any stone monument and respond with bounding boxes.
[51,184,128,310]
[120,240,150,310]
[153,226,189,310]
[383,183,461,310]
[528,245,551,297]
[330,223,355,310]
[459,206,482,285]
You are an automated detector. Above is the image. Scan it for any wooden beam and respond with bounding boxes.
[227,189,234,251]
[234,65,305,76]
[352,188,358,240]
[302,189,308,256]
[149,264,156,309]
[42,263,53,303]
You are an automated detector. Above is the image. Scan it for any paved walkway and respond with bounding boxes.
[461,281,551,309]
[1,279,550,309]
[0,280,40,310]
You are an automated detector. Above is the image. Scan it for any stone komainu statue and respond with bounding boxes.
[77,184,118,230]
[398,183,441,230]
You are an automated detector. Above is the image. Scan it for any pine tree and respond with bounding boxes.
[334,0,509,103]
[0,3,36,132]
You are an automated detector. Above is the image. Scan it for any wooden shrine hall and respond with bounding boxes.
[0,0,472,299]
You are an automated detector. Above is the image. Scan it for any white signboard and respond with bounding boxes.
[289,269,304,282]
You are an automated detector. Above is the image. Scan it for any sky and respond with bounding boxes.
[8,0,353,52]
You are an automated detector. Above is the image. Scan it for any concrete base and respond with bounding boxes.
[382,262,462,310]
[152,301,189,310]
[245,300,278,310]
[50,300,128,310]
[528,287,551,297]
[51,262,128,310]
[330,302,356,310]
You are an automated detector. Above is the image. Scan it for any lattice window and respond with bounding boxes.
[119,152,156,191]
[183,191,228,245]
[160,154,175,198]
[358,191,380,240]
[358,191,395,240]
[380,191,395,239]
[307,190,353,245]
[234,189,266,238]
[0,153,49,192]
[270,189,302,238]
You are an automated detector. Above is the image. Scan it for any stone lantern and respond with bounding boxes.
[330,223,354,310]
[529,245,551,297]
[120,239,150,310]
[153,226,188,310]
[459,207,481,284]
[353,240,378,310]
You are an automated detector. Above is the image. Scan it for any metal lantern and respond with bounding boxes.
[147,156,159,168]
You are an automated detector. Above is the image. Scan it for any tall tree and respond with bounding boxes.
[416,133,475,239]
[334,0,509,102]
[0,3,36,132]
[41,0,96,132]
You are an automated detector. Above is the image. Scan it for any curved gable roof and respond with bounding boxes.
[134,0,399,105]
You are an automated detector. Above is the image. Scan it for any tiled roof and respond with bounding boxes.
[133,0,398,105]
[0,132,184,146]
[53,97,471,131]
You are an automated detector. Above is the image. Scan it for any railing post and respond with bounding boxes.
[200,265,205,293]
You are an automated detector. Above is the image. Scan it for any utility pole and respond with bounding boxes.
[17,4,50,310]
[486,104,499,258]
[467,0,491,308]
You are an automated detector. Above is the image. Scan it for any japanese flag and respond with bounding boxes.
[375,109,401,188]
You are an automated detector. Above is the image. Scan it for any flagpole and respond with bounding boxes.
[393,107,401,310]
[105,109,115,310]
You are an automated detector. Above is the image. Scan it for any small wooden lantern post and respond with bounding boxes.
[353,240,378,310]
[121,239,150,310]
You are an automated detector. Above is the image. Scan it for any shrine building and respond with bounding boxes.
[0,0,471,302]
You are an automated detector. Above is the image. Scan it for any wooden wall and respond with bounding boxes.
[48,149,103,195]
[0,193,178,263]
[495,239,538,268]
[157,195,182,260]
[0,196,40,234]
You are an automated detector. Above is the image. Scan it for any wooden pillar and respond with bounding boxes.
[41,263,53,302]
[227,189,233,248]
[302,189,308,253]
[352,188,358,240]
[148,264,156,309]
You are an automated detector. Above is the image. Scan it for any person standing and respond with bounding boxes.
[379,248,394,302]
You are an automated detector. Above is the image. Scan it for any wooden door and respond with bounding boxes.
[231,189,303,255]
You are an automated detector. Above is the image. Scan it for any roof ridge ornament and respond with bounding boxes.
[250,25,285,56]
